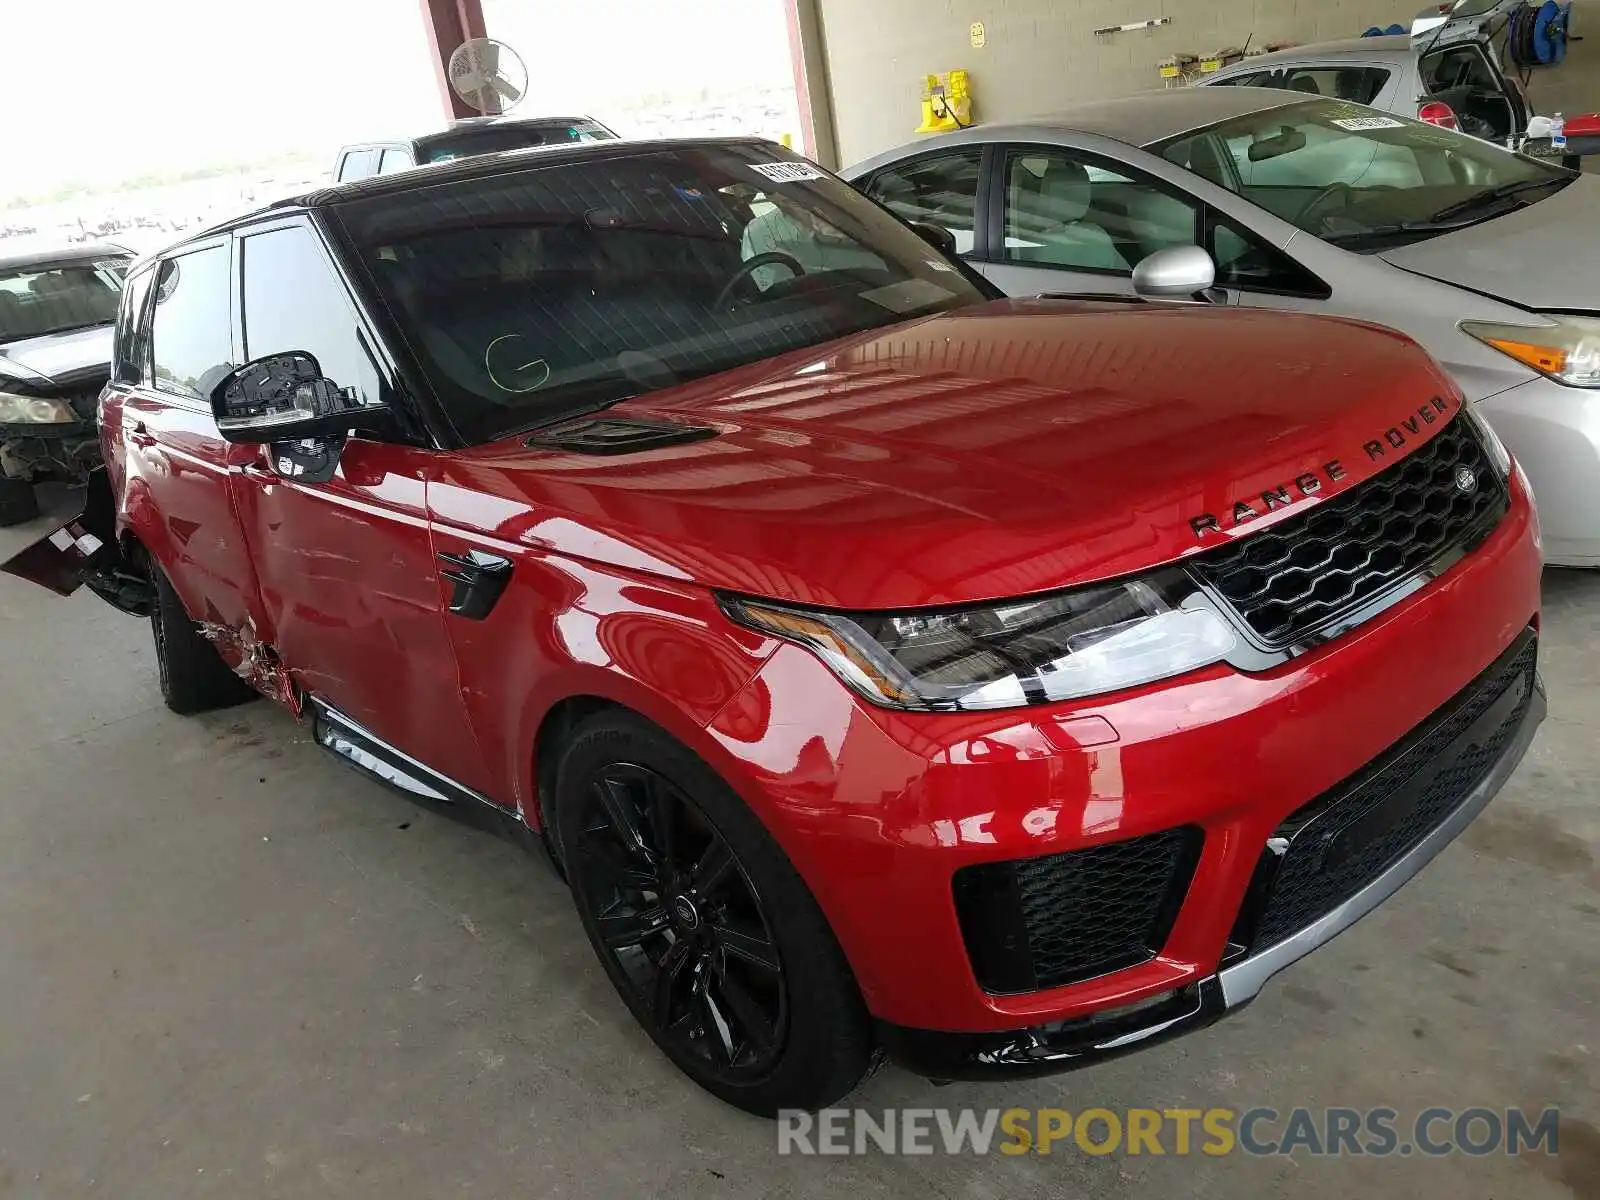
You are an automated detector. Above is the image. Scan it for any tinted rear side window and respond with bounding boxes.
[112,265,156,383]
[1208,70,1270,87]
[1276,66,1390,104]
[150,246,233,402]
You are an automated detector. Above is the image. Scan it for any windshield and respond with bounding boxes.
[0,259,127,341]
[1156,98,1570,249]
[339,143,990,444]
[420,120,618,164]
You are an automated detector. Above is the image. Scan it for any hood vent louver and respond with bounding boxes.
[524,416,718,456]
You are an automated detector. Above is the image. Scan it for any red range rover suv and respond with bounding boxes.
[6,139,1544,1115]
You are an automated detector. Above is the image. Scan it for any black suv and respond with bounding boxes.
[333,115,617,182]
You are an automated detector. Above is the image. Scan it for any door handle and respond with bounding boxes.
[128,422,156,448]
[437,550,513,620]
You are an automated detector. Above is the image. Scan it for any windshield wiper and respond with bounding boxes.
[1322,219,1479,248]
[1428,176,1570,223]
[508,391,644,441]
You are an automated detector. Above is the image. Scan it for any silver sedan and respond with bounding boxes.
[842,87,1600,566]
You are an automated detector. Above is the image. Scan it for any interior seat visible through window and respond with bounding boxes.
[1007,159,1127,271]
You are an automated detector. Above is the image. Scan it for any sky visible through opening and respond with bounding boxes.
[4,0,794,194]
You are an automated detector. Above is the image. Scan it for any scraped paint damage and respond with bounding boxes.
[195,618,303,716]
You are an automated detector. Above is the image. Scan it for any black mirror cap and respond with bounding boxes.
[209,351,386,445]
[908,221,959,259]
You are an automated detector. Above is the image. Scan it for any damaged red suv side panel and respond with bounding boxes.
[4,140,1544,1116]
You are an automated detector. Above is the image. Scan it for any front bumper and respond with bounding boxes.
[704,470,1543,1047]
[1478,377,1600,566]
[876,651,1544,1080]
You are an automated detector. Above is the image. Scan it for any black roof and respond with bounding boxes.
[337,114,613,155]
[159,136,792,254]
[0,242,134,273]
[301,135,783,208]
[412,114,613,152]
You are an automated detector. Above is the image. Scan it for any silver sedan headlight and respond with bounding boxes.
[721,568,1238,711]
[0,391,77,425]
[1461,315,1600,389]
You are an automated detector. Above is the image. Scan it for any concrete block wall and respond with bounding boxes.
[815,0,1411,164]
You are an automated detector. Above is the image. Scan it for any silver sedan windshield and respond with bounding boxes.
[1156,98,1570,248]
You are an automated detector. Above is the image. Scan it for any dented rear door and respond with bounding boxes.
[223,219,495,796]
[126,240,265,639]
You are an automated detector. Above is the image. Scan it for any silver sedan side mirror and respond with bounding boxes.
[1131,245,1217,300]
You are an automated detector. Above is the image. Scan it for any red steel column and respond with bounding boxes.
[784,0,839,167]
[419,0,489,121]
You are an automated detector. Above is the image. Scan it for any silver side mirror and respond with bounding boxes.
[1131,246,1217,300]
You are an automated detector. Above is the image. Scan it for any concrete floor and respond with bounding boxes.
[1,480,1597,1199]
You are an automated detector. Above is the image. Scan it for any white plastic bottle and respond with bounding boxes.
[1552,111,1567,151]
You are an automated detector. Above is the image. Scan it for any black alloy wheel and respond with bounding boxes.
[555,711,878,1114]
[572,762,786,1079]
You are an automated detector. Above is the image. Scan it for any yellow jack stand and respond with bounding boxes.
[916,70,973,134]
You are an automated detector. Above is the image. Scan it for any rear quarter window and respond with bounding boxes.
[1276,66,1391,105]
[112,266,157,384]
[338,148,383,182]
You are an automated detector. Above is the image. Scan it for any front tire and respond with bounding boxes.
[0,478,40,527]
[553,711,877,1115]
[150,564,258,715]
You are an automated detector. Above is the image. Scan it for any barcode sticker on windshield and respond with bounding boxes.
[1331,116,1406,131]
[750,161,827,183]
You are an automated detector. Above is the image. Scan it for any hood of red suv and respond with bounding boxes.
[440,299,1462,609]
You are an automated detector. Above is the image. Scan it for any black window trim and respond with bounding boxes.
[230,211,434,449]
[988,141,1205,280]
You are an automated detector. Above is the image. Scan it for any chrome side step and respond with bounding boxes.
[310,699,512,815]
[307,698,562,877]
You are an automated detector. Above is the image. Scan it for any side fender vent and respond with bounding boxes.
[525,417,718,455]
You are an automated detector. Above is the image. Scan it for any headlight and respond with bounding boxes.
[0,391,77,425]
[1461,403,1512,478]
[721,568,1238,711]
[1461,315,1600,388]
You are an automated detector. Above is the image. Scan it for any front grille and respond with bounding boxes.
[953,827,1201,993]
[1234,630,1537,952]
[1188,412,1506,647]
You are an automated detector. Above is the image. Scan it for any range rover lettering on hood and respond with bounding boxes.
[1188,395,1457,539]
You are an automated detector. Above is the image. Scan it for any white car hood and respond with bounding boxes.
[1379,174,1600,313]
[0,324,114,383]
